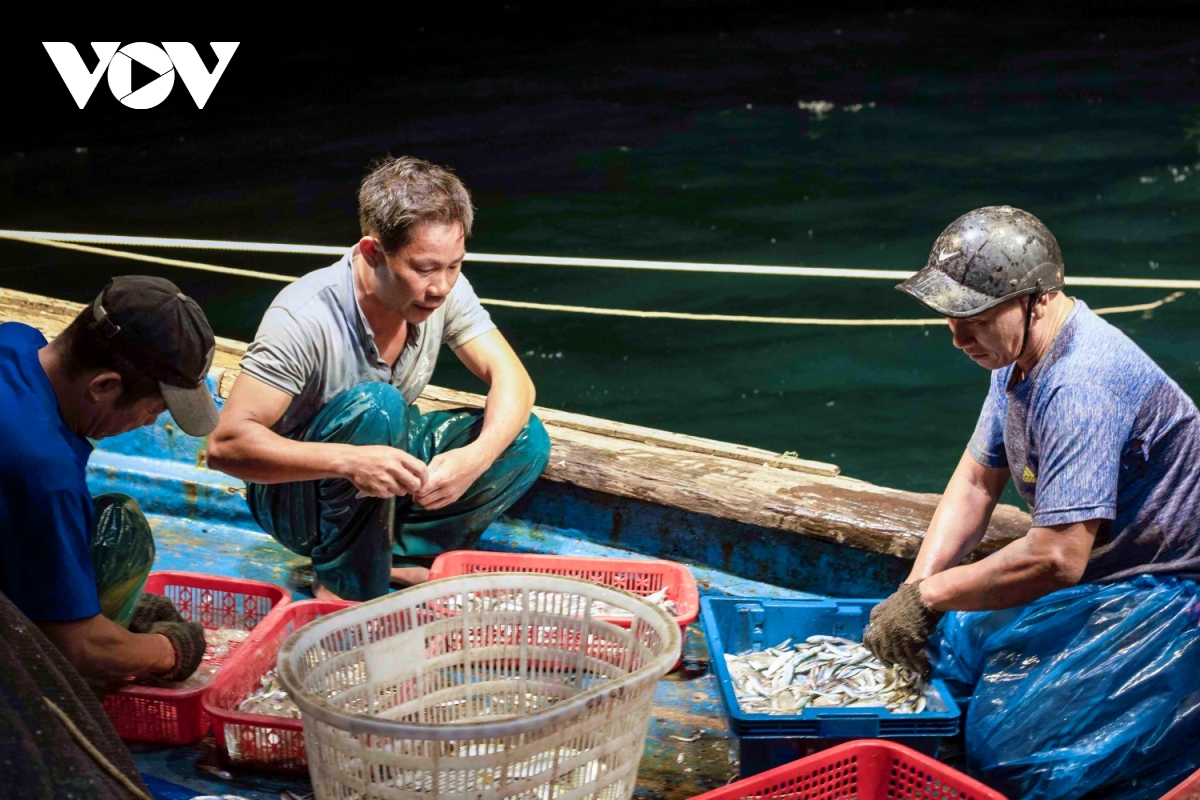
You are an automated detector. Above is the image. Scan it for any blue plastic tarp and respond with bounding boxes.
[931,575,1200,799]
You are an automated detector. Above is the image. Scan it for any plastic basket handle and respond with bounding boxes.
[734,603,767,651]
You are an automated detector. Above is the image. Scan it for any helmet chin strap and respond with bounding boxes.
[1016,285,1042,362]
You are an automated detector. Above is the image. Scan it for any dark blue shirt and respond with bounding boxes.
[968,300,1200,582]
[0,323,98,621]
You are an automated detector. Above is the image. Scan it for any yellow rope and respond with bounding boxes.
[489,292,1184,323]
[0,234,295,283]
[1090,291,1185,315]
[0,234,1187,326]
[43,696,154,800]
[0,229,345,256]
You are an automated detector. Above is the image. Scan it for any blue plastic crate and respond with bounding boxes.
[701,596,961,739]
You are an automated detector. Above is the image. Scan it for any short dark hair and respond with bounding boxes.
[56,306,161,406]
[358,156,474,254]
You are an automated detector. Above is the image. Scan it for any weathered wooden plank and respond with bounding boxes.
[0,286,1032,559]
[418,384,841,477]
[526,422,1028,559]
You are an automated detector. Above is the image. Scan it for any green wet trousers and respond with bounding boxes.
[246,383,552,602]
[90,494,156,627]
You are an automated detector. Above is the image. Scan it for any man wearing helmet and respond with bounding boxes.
[863,206,1200,795]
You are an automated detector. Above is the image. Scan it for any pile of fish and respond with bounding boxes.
[236,667,302,718]
[450,586,676,618]
[586,586,675,617]
[724,635,928,715]
[236,662,377,718]
[233,666,595,726]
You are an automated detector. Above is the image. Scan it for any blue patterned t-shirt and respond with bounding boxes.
[967,299,1200,582]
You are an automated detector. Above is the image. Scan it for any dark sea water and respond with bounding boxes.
[1,7,1198,497]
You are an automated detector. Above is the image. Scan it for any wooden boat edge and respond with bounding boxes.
[0,286,1031,561]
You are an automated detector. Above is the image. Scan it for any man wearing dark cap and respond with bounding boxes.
[862,207,1200,796]
[0,276,218,690]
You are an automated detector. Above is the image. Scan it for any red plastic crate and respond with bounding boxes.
[693,740,1007,800]
[203,599,353,772]
[429,550,700,668]
[101,571,291,745]
[1163,768,1200,800]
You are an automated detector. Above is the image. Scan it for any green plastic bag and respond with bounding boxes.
[90,494,155,628]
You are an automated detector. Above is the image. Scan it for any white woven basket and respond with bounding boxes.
[277,573,681,800]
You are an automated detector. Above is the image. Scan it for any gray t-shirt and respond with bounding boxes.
[240,250,495,438]
[968,300,1200,582]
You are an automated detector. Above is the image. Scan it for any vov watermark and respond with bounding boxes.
[43,43,239,109]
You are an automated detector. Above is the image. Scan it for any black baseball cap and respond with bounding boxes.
[92,276,219,436]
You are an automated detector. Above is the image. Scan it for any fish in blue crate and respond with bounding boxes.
[724,635,927,715]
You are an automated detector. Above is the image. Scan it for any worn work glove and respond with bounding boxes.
[862,581,944,679]
[128,593,183,634]
[149,620,206,682]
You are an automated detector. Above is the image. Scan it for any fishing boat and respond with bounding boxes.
[0,287,1034,800]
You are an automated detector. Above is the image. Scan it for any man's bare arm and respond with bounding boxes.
[453,329,535,464]
[919,519,1099,611]
[907,449,1011,583]
[206,374,426,497]
[38,614,175,685]
[414,330,536,510]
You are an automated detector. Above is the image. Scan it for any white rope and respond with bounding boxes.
[493,292,1185,322]
[1,229,1197,290]
[484,298,938,325]
[0,233,1187,326]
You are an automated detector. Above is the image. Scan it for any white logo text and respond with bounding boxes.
[42,42,239,109]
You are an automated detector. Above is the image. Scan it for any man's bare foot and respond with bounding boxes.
[390,566,430,587]
[312,580,348,602]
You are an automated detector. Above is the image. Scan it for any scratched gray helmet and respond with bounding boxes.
[896,206,1065,318]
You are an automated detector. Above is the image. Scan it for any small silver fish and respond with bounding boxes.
[725,637,928,716]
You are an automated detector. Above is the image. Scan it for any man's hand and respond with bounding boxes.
[38,613,180,688]
[413,447,490,510]
[149,620,207,681]
[128,593,183,633]
[339,445,428,499]
[862,582,944,679]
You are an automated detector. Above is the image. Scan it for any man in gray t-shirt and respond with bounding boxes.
[208,157,550,601]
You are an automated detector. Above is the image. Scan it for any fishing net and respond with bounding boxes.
[931,575,1200,800]
[0,589,152,799]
